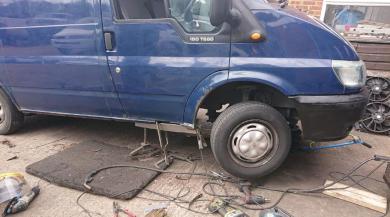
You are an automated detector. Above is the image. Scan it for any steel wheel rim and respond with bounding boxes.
[228,120,278,168]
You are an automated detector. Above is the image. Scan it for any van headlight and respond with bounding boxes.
[332,60,367,88]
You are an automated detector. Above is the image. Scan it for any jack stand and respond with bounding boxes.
[154,153,195,169]
[129,124,171,169]
[154,123,195,169]
[154,156,173,169]
[196,129,207,150]
[129,128,160,160]
[130,123,200,169]
[156,122,170,166]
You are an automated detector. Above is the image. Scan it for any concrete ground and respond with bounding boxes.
[1,115,389,217]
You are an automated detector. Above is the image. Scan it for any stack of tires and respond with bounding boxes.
[357,77,390,135]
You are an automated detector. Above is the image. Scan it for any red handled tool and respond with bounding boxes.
[113,202,136,217]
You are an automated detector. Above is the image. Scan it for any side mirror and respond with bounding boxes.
[210,0,231,27]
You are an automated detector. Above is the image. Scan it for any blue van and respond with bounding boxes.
[0,0,367,179]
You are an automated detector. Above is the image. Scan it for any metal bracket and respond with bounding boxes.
[129,128,160,159]
[196,129,207,150]
[156,122,170,166]
[130,123,204,169]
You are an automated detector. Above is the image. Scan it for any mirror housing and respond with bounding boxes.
[210,0,232,27]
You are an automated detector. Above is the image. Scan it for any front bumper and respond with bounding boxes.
[292,88,368,141]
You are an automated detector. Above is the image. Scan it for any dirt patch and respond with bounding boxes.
[1,139,15,148]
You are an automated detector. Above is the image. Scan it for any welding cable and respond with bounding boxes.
[201,181,280,211]
[175,161,197,181]
[255,157,385,211]
[83,164,226,190]
[76,191,104,217]
[173,160,199,208]
[201,157,379,211]
[328,161,386,194]
[202,181,239,199]
[288,157,375,193]
[112,187,213,215]
[329,172,385,185]
[83,156,386,215]
[84,159,215,215]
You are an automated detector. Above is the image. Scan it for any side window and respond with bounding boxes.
[0,0,95,27]
[112,0,167,20]
[169,0,217,33]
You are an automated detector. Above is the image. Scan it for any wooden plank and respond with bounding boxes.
[360,54,390,63]
[356,44,390,54]
[365,62,390,71]
[385,163,390,189]
[323,180,387,213]
[350,42,359,48]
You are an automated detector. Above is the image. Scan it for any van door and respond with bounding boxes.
[0,0,123,117]
[101,0,231,122]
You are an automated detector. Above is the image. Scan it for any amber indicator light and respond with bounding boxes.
[250,32,262,41]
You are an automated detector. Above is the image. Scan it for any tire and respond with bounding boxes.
[0,89,24,134]
[210,102,291,180]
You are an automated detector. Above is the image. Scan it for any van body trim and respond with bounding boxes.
[19,108,194,127]
[0,23,98,30]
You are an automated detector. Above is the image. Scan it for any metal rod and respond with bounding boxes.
[155,122,169,165]
[143,128,147,145]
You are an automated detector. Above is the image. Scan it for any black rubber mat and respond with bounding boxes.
[26,140,168,200]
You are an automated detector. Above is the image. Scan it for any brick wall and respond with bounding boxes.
[289,0,324,17]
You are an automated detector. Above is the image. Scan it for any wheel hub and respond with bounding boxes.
[373,112,385,123]
[366,77,390,102]
[373,85,382,94]
[231,123,273,163]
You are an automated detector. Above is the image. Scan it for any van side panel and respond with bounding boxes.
[0,41,7,89]
[0,0,123,117]
[101,0,231,123]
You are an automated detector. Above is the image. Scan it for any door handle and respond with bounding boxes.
[104,31,115,51]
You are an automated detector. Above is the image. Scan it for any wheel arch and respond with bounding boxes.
[183,70,297,126]
[0,82,20,111]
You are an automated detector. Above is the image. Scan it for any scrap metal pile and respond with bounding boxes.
[345,21,390,42]
[356,76,390,135]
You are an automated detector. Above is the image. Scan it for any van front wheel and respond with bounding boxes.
[210,102,291,180]
[0,89,24,135]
